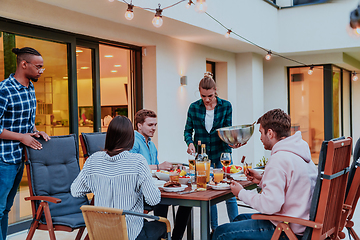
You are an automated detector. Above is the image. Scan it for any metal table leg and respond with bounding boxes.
[200,201,210,240]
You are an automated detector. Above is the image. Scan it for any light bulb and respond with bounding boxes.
[265,51,272,61]
[125,4,134,20]
[308,67,314,75]
[152,16,163,28]
[356,27,360,35]
[153,7,163,28]
[225,30,231,38]
[195,0,207,13]
[353,72,358,81]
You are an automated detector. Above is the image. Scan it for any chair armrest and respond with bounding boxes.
[25,196,61,204]
[252,214,322,229]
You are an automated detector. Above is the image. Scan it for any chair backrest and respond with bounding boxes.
[81,205,129,240]
[303,137,352,240]
[80,132,106,160]
[25,134,89,226]
[344,137,360,220]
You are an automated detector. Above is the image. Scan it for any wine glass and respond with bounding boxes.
[220,152,232,179]
[220,152,232,167]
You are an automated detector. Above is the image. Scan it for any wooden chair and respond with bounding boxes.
[79,132,106,161]
[24,134,90,240]
[81,205,172,240]
[252,137,352,240]
[338,137,360,240]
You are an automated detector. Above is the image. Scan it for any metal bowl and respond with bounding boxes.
[217,124,255,145]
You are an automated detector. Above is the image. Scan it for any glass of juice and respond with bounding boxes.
[188,154,195,171]
[243,162,253,173]
[213,169,223,183]
[196,170,207,191]
[169,171,179,182]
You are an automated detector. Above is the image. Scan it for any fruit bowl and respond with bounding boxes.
[217,123,255,145]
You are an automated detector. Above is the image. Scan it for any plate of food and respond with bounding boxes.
[160,181,187,192]
[210,182,231,190]
[153,179,167,187]
[155,170,170,181]
[231,173,247,181]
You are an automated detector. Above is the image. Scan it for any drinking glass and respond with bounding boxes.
[196,170,207,191]
[188,154,196,171]
[213,169,223,183]
[169,171,179,182]
[220,152,232,167]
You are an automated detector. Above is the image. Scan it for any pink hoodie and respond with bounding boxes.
[238,131,318,235]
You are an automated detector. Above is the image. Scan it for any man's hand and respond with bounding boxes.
[33,131,51,141]
[230,180,243,197]
[229,142,247,149]
[187,143,196,155]
[159,161,173,171]
[245,169,262,184]
[20,133,42,150]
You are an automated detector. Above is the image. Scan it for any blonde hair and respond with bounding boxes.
[199,72,216,90]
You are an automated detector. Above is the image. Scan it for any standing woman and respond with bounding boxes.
[184,72,238,232]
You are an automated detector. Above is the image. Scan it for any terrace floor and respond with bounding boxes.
[7,200,360,240]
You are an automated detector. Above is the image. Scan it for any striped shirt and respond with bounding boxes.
[71,150,161,240]
[0,74,36,164]
[184,97,232,167]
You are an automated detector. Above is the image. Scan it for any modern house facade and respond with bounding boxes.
[1,0,359,234]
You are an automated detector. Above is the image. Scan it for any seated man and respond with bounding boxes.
[71,116,166,240]
[130,109,192,240]
[213,109,318,240]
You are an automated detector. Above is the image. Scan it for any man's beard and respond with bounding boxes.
[30,78,39,82]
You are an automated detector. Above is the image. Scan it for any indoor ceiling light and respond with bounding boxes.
[76,49,83,53]
[114,65,121,67]
[80,67,89,70]
[105,55,113,58]
[111,70,117,73]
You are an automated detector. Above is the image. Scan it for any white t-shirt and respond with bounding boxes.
[205,109,214,133]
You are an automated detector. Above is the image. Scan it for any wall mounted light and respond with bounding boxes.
[180,76,187,86]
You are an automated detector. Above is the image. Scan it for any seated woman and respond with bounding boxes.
[71,116,166,240]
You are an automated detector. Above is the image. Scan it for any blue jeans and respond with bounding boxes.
[211,197,238,230]
[211,161,239,230]
[0,160,24,240]
[212,213,301,240]
[136,219,167,240]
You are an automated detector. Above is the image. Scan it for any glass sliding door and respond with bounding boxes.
[99,44,132,132]
[289,66,324,163]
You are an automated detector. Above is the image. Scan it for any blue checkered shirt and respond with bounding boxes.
[184,97,232,167]
[0,74,36,164]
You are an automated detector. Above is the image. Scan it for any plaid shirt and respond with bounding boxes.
[0,74,36,164]
[184,97,232,167]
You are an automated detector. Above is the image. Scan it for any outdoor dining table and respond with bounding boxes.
[160,180,257,240]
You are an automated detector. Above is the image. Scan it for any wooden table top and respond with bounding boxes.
[160,180,255,201]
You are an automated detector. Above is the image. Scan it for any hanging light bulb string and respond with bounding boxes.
[117,0,357,77]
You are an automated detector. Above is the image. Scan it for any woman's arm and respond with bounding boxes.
[71,162,91,197]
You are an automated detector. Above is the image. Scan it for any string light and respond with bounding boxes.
[125,4,134,20]
[186,0,193,9]
[109,0,114,2]
[195,0,207,13]
[225,29,232,38]
[265,51,272,61]
[308,66,314,75]
[352,72,358,81]
[152,5,163,28]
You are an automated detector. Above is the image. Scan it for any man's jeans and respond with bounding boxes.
[0,161,24,240]
[136,219,167,240]
[211,197,238,230]
[212,213,302,240]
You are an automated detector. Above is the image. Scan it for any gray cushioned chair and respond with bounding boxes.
[79,132,106,160]
[24,134,89,240]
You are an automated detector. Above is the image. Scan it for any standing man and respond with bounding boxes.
[130,109,191,240]
[0,47,50,240]
[213,109,318,240]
